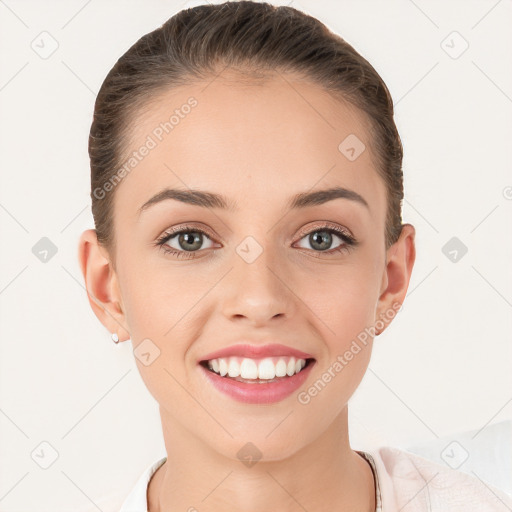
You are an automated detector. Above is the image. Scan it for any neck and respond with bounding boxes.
[147,406,375,512]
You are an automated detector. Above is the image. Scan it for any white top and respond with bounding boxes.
[113,446,512,512]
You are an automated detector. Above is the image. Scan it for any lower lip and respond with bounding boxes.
[199,360,316,404]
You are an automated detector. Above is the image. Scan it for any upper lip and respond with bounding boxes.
[199,343,314,363]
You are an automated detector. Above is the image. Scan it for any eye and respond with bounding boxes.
[294,223,357,254]
[156,226,217,259]
[155,222,357,259]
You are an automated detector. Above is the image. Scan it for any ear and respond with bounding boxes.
[375,223,416,335]
[77,229,130,342]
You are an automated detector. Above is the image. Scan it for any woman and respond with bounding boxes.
[78,2,512,510]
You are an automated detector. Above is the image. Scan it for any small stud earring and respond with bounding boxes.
[112,332,120,343]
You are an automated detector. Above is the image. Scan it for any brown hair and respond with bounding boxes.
[89,1,404,266]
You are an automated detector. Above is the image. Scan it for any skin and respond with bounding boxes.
[78,68,415,512]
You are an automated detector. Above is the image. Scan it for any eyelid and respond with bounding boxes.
[157,221,353,243]
[295,221,354,241]
[157,222,219,243]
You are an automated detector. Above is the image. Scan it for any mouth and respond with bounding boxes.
[199,356,316,383]
[198,356,317,404]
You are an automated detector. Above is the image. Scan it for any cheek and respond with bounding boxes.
[116,236,182,317]
[297,275,376,416]
[302,261,380,340]
[116,251,210,364]
[116,255,198,404]
[115,248,172,339]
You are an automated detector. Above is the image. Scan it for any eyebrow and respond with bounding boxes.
[137,186,369,217]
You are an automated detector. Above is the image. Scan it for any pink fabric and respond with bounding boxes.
[367,445,512,511]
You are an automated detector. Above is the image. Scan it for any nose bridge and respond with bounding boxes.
[235,234,277,286]
[221,233,294,322]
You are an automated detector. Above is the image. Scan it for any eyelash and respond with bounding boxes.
[155,223,358,259]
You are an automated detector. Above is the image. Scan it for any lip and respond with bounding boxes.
[198,343,314,363]
[199,359,316,404]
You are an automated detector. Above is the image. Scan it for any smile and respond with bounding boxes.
[203,356,310,381]
[199,356,316,404]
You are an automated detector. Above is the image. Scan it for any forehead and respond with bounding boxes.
[115,70,386,222]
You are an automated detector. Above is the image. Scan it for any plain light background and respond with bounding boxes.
[0,0,511,510]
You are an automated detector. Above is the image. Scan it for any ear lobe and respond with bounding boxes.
[375,224,416,334]
[77,229,130,341]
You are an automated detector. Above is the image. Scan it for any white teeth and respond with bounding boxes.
[227,358,241,377]
[205,356,309,380]
[240,358,258,379]
[258,358,276,380]
[275,358,287,377]
[219,358,228,377]
[286,357,296,376]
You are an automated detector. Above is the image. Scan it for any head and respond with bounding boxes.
[79,1,415,460]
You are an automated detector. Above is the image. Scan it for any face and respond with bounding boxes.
[81,69,415,461]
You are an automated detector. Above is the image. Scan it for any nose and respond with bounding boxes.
[220,239,296,326]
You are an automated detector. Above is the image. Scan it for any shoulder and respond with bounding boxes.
[366,445,512,511]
